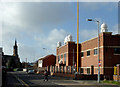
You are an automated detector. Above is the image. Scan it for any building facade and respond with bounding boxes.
[38,54,56,73]
[56,41,81,74]
[55,23,120,79]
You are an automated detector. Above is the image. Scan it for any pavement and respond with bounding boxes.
[5,71,120,87]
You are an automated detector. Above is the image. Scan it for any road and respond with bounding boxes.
[6,71,119,87]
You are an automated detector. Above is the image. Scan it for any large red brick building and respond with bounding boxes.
[55,23,120,79]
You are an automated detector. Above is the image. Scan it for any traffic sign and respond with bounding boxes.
[75,64,76,67]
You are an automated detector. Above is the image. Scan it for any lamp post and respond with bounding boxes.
[77,0,79,73]
[87,19,100,83]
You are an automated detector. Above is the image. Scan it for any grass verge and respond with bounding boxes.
[102,80,120,85]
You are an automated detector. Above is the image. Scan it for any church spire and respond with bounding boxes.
[15,39,17,46]
[13,39,18,57]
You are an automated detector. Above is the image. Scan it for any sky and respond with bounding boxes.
[0,2,118,62]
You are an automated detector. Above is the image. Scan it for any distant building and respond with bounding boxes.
[2,40,21,68]
[55,23,120,79]
[38,54,56,73]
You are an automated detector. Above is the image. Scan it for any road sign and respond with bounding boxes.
[75,64,76,67]
[99,61,101,67]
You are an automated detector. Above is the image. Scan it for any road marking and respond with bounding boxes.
[13,74,30,87]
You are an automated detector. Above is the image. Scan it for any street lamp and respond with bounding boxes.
[87,19,100,83]
[43,48,50,54]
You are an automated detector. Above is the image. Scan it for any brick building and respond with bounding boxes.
[56,41,81,74]
[55,23,120,79]
[38,54,56,73]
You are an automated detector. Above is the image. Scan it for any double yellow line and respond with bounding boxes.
[13,74,30,87]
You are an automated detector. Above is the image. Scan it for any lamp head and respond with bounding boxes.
[87,19,93,21]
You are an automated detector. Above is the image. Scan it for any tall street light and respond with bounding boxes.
[77,0,79,73]
[87,19,100,83]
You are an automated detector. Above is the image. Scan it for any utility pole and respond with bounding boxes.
[26,58,27,69]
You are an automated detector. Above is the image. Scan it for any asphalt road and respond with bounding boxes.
[6,71,120,87]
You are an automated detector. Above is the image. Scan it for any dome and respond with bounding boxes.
[64,35,73,45]
[101,23,108,32]
[101,23,107,29]
[57,42,61,47]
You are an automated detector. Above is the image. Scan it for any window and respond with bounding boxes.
[52,66,53,72]
[94,49,98,55]
[87,68,90,74]
[57,66,58,72]
[114,48,120,54]
[39,60,42,63]
[87,51,90,56]
[60,66,62,73]
[61,55,63,59]
[67,66,70,73]
[63,66,65,73]
[81,52,84,57]
[64,54,66,64]
[81,68,84,74]
[58,56,60,62]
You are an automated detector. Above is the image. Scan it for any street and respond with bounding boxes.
[5,71,119,87]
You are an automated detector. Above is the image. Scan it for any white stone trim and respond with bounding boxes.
[81,46,103,52]
[105,46,120,48]
[81,46,120,52]
[94,54,98,56]
[86,49,92,51]
[86,56,90,57]
[81,67,114,68]
[114,54,120,55]
[56,52,68,56]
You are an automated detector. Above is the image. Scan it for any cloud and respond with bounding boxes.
[34,28,68,51]
[18,43,38,62]
[18,28,68,62]
[2,2,74,33]
[80,29,97,42]
[2,2,74,38]
[1,2,73,62]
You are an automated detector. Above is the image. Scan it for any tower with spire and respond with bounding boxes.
[13,39,18,58]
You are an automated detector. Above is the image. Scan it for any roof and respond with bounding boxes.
[38,54,56,60]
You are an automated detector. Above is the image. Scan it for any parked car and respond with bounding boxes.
[28,70,34,74]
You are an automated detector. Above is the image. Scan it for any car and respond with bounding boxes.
[27,70,34,74]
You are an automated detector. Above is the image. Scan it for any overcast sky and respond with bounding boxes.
[0,2,118,62]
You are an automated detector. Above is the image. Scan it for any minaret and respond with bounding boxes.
[13,39,18,57]
[101,23,108,32]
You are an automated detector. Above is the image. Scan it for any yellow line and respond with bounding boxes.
[13,74,30,87]
[17,77,30,87]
